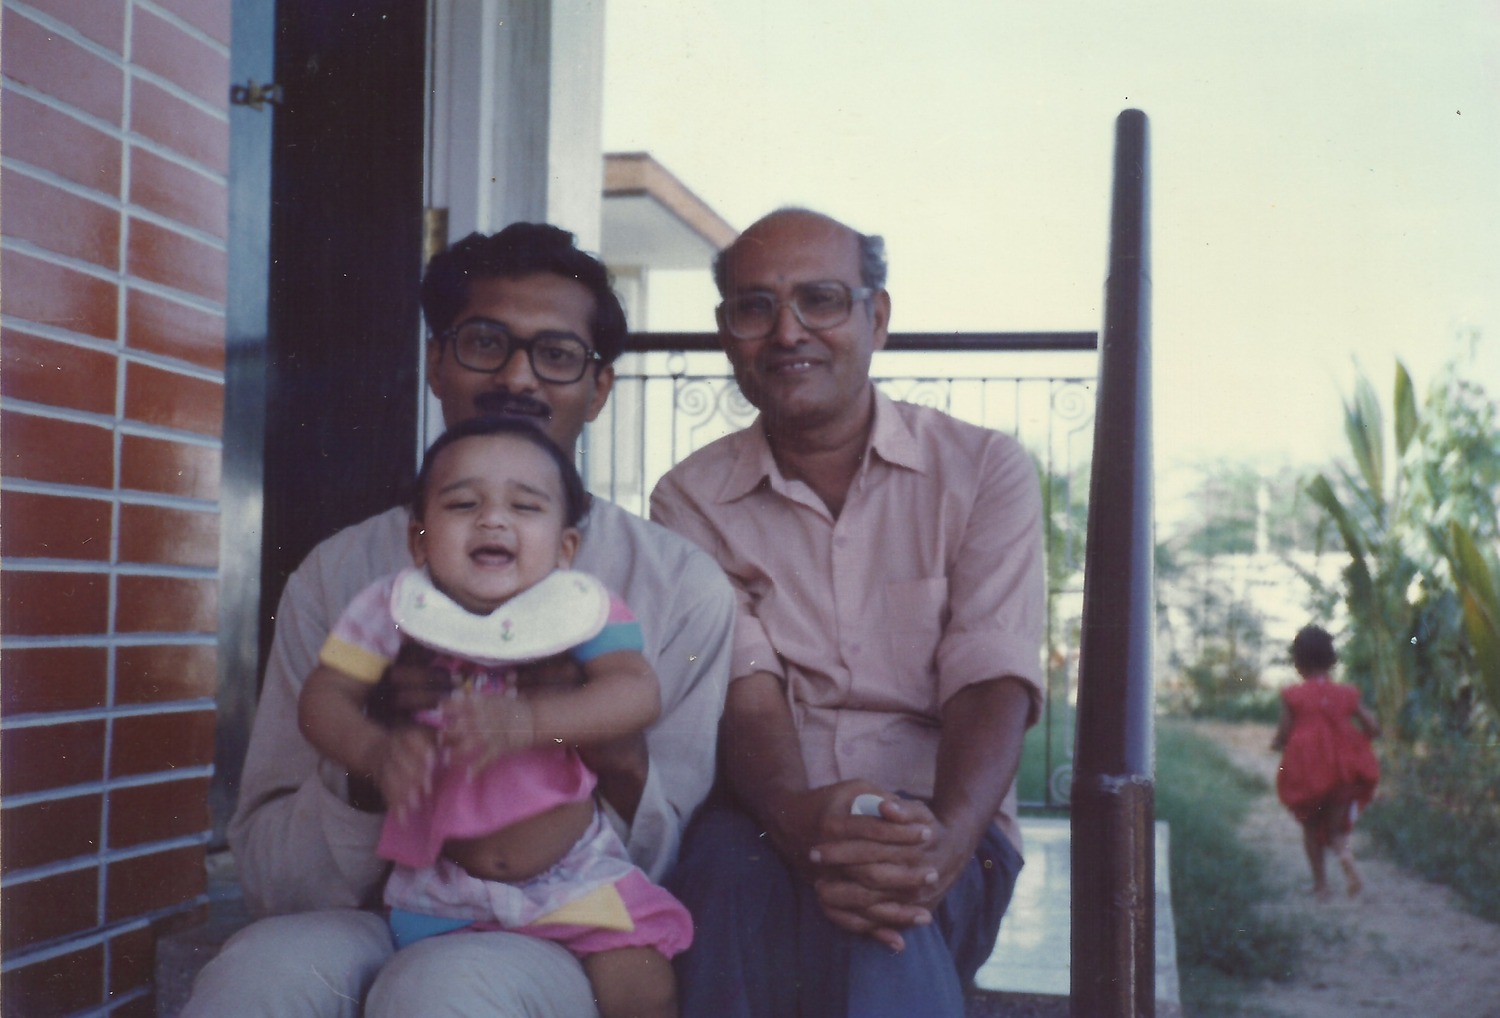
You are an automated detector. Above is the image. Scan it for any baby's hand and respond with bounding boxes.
[439,689,537,774]
[374,727,437,821]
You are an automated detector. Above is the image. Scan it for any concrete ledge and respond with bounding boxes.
[965,989,1072,1017]
[970,817,1180,1011]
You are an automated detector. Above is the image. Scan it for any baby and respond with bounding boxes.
[299,415,689,1018]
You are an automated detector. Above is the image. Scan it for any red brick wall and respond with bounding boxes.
[1,0,230,1012]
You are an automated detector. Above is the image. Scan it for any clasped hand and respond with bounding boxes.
[781,782,969,952]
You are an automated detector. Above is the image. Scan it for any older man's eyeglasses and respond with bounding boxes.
[441,319,601,384]
[719,281,875,341]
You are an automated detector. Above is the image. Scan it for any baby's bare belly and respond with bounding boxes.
[442,798,596,883]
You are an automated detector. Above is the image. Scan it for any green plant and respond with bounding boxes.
[1362,736,1500,923]
[1306,363,1420,733]
[1173,590,1270,719]
[1448,521,1500,719]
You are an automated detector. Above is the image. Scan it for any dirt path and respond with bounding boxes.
[1194,721,1500,1018]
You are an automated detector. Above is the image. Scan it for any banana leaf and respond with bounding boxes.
[1307,474,1369,560]
[1346,371,1385,499]
[1449,522,1500,715]
[1394,360,1419,460]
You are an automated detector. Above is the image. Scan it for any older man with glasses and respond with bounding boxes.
[651,208,1045,1018]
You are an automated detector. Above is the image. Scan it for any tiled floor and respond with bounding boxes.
[971,817,1180,1009]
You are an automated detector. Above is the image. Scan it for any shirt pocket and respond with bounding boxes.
[881,577,949,698]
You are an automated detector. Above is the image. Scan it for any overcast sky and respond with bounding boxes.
[602,0,1500,478]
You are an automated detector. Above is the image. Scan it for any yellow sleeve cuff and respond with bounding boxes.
[318,636,390,683]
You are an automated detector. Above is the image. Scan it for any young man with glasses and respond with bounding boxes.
[651,209,1045,1017]
[183,225,734,1018]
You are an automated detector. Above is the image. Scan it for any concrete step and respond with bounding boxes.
[968,816,1181,1015]
[158,817,1182,1016]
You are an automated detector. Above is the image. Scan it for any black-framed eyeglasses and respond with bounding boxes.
[718,281,876,341]
[441,318,602,384]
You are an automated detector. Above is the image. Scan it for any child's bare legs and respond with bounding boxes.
[1330,831,1362,897]
[1301,820,1331,900]
[583,946,676,1018]
[1303,799,1363,900]
[1296,827,1332,899]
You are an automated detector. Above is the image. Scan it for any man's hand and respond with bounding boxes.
[808,796,971,951]
[758,781,936,952]
[800,677,1034,951]
[722,673,934,949]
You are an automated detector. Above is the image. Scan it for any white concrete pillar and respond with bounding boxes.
[427,0,603,243]
[422,0,607,440]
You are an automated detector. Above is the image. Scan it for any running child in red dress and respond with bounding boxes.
[1271,625,1382,900]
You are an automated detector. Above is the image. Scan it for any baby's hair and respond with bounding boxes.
[412,416,588,527]
[1290,624,1338,673]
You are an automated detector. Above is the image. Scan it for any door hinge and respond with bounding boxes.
[230,80,284,111]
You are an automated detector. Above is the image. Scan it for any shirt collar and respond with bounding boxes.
[866,389,922,472]
[714,389,923,504]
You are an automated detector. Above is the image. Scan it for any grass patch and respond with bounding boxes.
[1362,736,1500,924]
[1156,722,1303,1014]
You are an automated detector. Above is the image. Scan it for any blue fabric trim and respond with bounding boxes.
[573,619,644,661]
[388,908,473,949]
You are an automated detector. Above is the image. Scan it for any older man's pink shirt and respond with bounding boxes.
[650,391,1045,852]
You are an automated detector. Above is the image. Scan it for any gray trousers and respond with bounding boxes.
[180,909,600,1017]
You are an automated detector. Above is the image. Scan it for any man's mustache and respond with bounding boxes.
[473,391,551,419]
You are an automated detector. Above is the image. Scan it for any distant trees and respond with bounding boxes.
[1155,460,1329,718]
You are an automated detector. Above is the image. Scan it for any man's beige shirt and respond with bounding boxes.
[651,391,1045,851]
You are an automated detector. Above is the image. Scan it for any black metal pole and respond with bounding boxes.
[1071,108,1155,1017]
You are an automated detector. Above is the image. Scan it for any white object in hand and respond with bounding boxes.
[851,793,885,817]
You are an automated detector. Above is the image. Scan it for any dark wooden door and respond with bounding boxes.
[216,0,427,838]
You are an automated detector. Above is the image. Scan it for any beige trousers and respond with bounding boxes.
[179,909,599,1017]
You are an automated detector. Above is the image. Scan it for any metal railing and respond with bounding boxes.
[582,331,1099,809]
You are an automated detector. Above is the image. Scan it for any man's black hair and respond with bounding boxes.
[421,224,629,365]
[411,416,588,528]
[1290,624,1338,673]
